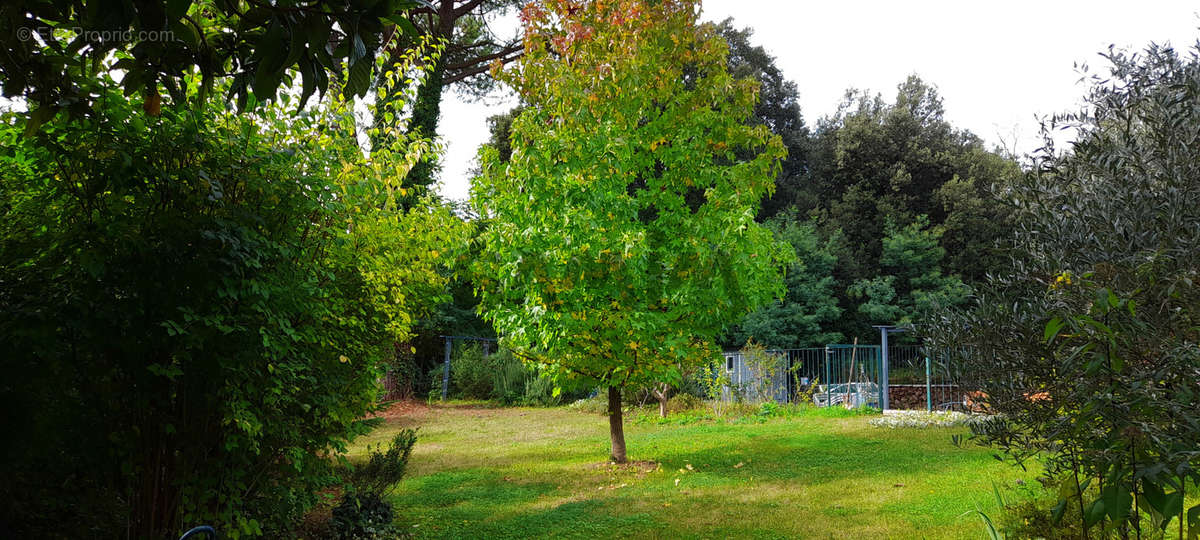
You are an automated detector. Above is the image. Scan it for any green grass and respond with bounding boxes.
[349,403,1034,539]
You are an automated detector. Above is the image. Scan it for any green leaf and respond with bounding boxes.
[1161,491,1184,530]
[24,106,59,136]
[298,57,317,108]
[345,54,374,98]
[1143,480,1167,516]
[1100,483,1133,523]
[1084,498,1106,529]
[1044,316,1065,343]
[1051,498,1068,525]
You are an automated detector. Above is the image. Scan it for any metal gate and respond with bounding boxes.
[815,344,882,408]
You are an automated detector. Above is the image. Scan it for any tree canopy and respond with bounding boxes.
[473,0,789,462]
[1,0,432,124]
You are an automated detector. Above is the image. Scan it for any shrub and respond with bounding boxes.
[521,371,563,407]
[738,342,789,403]
[491,349,529,404]
[982,480,1088,540]
[330,429,417,539]
[567,394,610,415]
[0,65,466,536]
[441,346,577,406]
[345,430,417,497]
[665,393,704,414]
[450,344,495,400]
[329,493,396,540]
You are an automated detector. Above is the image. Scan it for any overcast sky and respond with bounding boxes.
[433,1,1200,201]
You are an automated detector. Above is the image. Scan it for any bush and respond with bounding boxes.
[983,480,1088,540]
[490,349,528,404]
[0,74,466,536]
[567,394,609,414]
[521,371,563,406]
[665,393,704,414]
[344,430,417,497]
[329,493,396,540]
[449,344,495,400]
[868,410,989,429]
[441,345,578,406]
[330,429,417,539]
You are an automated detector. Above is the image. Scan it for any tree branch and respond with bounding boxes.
[443,45,521,83]
[444,44,521,71]
[453,0,489,18]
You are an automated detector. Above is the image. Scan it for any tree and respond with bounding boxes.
[816,77,1017,277]
[923,42,1200,535]
[472,0,789,463]
[713,20,810,221]
[762,76,1018,338]
[848,216,969,326]
[725,214,843,349]
[1,0,431,123]
[372,0,524,197]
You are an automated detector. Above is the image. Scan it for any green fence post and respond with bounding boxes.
[925,356,932,412]
[441,337,452,401]
[824,346,831,407]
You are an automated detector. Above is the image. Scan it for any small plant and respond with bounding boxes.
[700,359,733,418]
[330,429,417,539]
[739,341,787,404]
[792,375,819,405]
[329,492,397,540]
[757,402,780,417]
[345,429,417,496]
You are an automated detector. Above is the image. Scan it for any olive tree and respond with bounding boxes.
[924,42,1200,536]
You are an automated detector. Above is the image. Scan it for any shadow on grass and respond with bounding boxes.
[392,469,660,539]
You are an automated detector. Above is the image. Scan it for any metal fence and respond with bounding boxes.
[722,344,883,408]
[721,342,963,411]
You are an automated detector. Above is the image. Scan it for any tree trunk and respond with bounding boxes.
[607,385,627,463]
[653,382,669,418]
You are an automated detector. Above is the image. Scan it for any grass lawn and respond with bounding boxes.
[349,403,1034,539]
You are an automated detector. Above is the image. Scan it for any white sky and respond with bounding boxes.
[433,1,1200,201]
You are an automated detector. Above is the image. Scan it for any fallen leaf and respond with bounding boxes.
[685,464,694,471]
[733,462,744,468]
